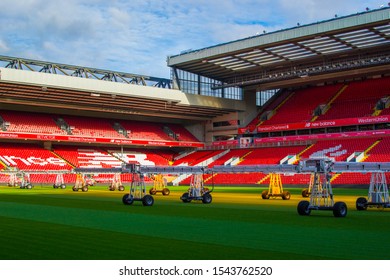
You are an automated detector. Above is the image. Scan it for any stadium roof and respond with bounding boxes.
[0,67,244,121]
[167,7,390,90]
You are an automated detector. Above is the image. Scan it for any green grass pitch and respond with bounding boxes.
[0,185,389,260]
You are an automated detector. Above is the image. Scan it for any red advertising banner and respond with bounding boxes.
[258,115,390,132]
[253,129,390,144]
[211,139,239,147]
[238,115,390,134]
[0,132,204,148]
[211,129,390,148]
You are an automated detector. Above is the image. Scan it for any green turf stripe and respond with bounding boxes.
[1,201,389,259]
[0,216,316,260]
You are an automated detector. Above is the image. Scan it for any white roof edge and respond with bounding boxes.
[0,67,246,111]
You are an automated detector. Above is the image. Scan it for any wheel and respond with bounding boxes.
[333,201,347,217]
[142,195,154,206]
[282,191,291,200]
[72,186,78,192]
[297,200,311,216]
[26,184,33,189]
[356,197,368,210]
[118,185,125,191]
[82,186,88,192]
[149,188,157,195]
[109,185,115,191]
[162,188,170,196]
[301,189,309,197]
[261,190,269,199]
[60,184,66,189]
[53,184,58,189]
[202,193,212,204]
[181,192,191,203]
[122,194,134,205]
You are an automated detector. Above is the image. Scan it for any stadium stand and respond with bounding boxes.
[316,77,390,120]
[298,138,376,161]
[62,115,124,138]
[260,83,343,125]
[119,120,175,141]
[0,110,66,134]
[0,143,73,183]
[164,123,199,142]
[331,137,390,185]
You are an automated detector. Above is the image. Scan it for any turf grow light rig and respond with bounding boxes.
[149,173,170,195]
[356,171,390,210]
[180,173,213,204]
[53,173,66,189]
[72,173,91,192]
[122,163,154,206]
[108,173,125,191]
[297,158,347,217]
[261,173,291,200]
[301,173,317,197]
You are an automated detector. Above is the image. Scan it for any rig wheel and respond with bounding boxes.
[181,192,191,203]
[162,188,170,196]
[142,195,154,206]
[82,186,88,192]
[202,193,212,204]
[261,190,269,199]
[60,184,66,189]
[72,186,78,192]
[297,200,311,216]
[333,202,347,217]
[122,194,134,205]
[149,188,157,195]
[26,184,33,189]
[282,191,291,200]
[109,185,115,191]
[53,184,58,189]
[118,185,125,191]
[356,197,368,211]
[301,189,310,197]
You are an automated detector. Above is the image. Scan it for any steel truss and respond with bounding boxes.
[0,55,172,88]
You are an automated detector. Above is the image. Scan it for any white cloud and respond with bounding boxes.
[0,0,387,78]
[0,40,9,52]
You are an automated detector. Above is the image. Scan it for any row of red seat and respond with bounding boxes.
[245,76,390,132]
[0,143,172,183]
[0,110,199,142]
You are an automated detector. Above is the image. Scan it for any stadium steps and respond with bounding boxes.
[255,120,264,129]
[205,150,254,184]
[361,139,382,161]
[318,84,349,117]
[264,92,295,123]
[372,109,382,116]
[50,151,76,168]
[330,173,341,182]
[104,149,127,164]
[295,144,315,162]
[257,174,270,184]
[204,173,217,183]
[237,150,254,164]
[331,139,380,183]
[0,159,8,169]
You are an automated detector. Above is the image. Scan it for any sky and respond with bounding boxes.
[0,0,388,79]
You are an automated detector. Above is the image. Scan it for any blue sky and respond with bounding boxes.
[0,0,387,78]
